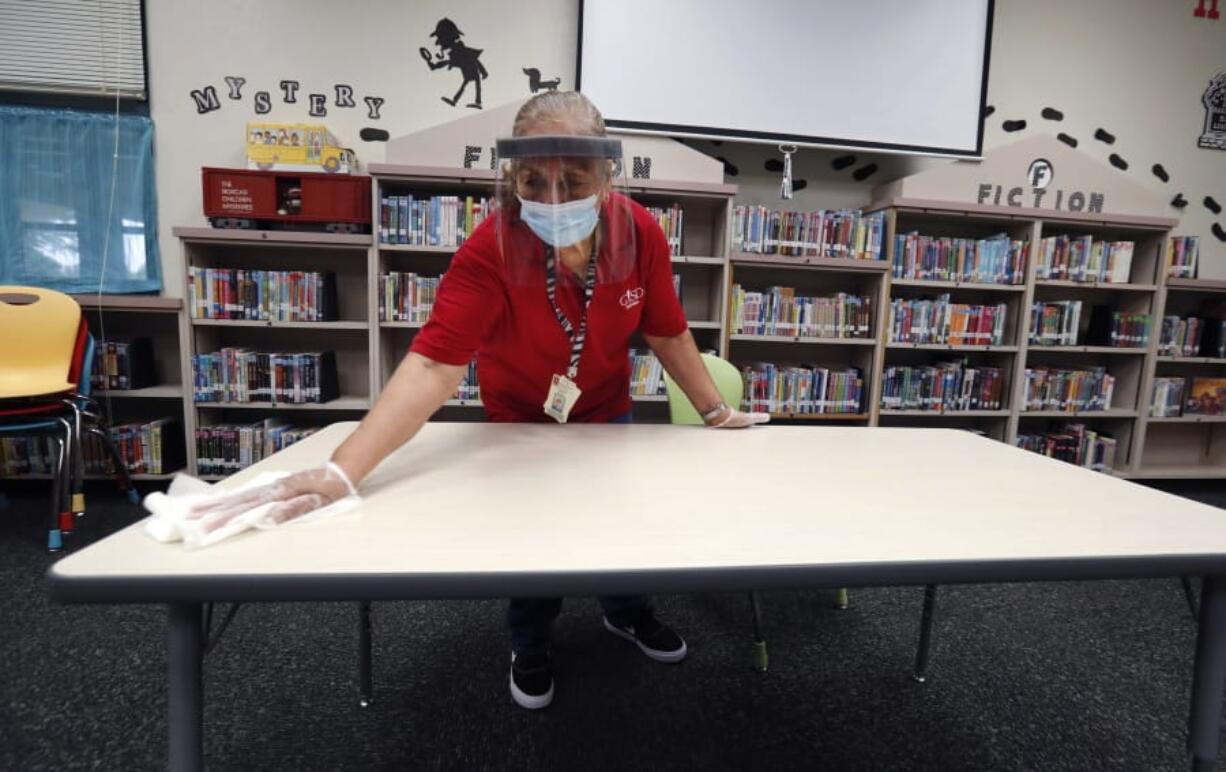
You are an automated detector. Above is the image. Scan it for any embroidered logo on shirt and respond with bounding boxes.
[619,287,645,309]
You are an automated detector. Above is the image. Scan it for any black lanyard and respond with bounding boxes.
[544,245,598,380]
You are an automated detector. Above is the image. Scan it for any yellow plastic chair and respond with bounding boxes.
[0,287,81,399]
[663,353,849,672]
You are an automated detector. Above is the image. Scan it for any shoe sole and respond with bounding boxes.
[602,617,688,663]
[509,655,553,710]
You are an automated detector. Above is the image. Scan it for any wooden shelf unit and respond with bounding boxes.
[175,227,373,476]
[866,199,1226,477]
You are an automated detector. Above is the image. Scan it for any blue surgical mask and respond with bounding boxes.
[516,194,600,248]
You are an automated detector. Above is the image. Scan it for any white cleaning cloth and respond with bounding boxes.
[143,472,360,550]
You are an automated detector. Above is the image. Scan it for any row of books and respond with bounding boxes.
[891,232,1028,285]
[1151,377,1186,418]
[192,349,340,404]
[628,349,665,397]
[1105,312,1152,348]
[1027,301,1152,348]
[740,363,864,415]
[730,286,872,339]
[888,296,1008,346]
[0,419,184,477]
[1158,316,1206,358]
[378,195,492,247]
[195,421,318,477]
[188,268,338,322]
[731,207,886,261]
[645,204,684,256]
[90,338,155,391]
[378,271,442,323]
[1156,376,1226,416]
[1016,423,1118,473]
[1034,236,1134,283]
[1022,367,1115,413]
[879,362,1005,412]
[1167,236,1200,279]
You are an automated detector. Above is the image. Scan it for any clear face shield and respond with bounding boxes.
[494,134,637,287]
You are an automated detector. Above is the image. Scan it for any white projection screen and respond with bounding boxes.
[577,0,994,158]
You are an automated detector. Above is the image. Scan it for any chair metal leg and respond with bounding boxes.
[359,601,374,706]
[913,584,939,683]
[47,433,65,552]
[86,425,138,504]
[748,591,768,672]
[53,417,74,538]
[62,400,85,515]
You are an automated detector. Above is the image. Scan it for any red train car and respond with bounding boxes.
[202,167,371,233]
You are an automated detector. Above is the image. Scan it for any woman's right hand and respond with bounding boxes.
[186,462,357,532]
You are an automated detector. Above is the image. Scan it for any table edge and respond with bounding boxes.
[46,554,1226,604]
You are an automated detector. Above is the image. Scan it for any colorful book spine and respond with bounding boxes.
[1035,235,1134,283]
[1167,236,1200,279]
[1150,377,1186,417]
[1022,367,1115,412]
[1028,301,1083,346]
[731,285,872,339]
[378,272,443,322]
[890,295,1007,346]
[378,194,492,247]
[891,232,1028,284]
[740,363,863,415]
[880,361,1004,412]
[1015,423,1117,473]
[732,207,885,261]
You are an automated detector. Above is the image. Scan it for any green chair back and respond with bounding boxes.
[663,353,743,425]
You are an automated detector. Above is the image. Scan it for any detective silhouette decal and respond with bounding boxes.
[421,18,488,109]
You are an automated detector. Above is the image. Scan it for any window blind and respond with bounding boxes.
[0,0,146,99]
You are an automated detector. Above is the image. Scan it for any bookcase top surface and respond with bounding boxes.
[71,294,182,311]
[50,422,1226,601]
[369,163,737,196]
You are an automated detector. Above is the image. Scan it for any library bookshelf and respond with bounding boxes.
[175,227,374,481]
[867,198,1224,479]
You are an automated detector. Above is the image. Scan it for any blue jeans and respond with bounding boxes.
[508,405,644,654]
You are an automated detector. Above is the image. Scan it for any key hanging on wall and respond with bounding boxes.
[778,144,797,200]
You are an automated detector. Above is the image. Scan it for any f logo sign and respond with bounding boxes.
[619,287,645,309]
[1028,158,1053,189]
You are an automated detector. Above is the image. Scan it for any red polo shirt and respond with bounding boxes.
[409,193,689,423]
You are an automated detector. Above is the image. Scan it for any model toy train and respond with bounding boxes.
[202,167,372,233]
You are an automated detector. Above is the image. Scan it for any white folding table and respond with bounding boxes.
[47,422,1226,771]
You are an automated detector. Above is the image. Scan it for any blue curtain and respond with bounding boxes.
[0,105,161,294]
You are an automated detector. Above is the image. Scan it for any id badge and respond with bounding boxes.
[544,373,582,423]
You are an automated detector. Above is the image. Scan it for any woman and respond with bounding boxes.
[191,91,768,710]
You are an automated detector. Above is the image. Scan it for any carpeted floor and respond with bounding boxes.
[2,479,1225,771]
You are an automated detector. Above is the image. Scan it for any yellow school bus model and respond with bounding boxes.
[246,123,359,174]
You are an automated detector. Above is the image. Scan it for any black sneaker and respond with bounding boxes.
[602,612,688,663]
[510,651,553,709]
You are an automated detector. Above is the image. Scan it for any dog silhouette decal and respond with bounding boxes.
[523,68,561,94]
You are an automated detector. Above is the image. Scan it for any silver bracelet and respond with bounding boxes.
[700,401,729,423]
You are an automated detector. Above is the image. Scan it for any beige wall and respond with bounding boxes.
[147,0,1226,293]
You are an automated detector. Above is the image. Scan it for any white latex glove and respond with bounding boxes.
[185,461,357,534]
[708,408,771,429]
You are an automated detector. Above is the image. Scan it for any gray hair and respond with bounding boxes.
[512,91,606,137]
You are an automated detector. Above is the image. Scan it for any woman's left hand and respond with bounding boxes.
[708,407,770,429]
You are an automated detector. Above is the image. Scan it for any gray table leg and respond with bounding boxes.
[168,603,204,772]
[1189,574,1226,771]
[359,601,373,707]
[913,584,938,683]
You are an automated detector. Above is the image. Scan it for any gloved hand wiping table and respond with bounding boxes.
[143,462,360,549]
